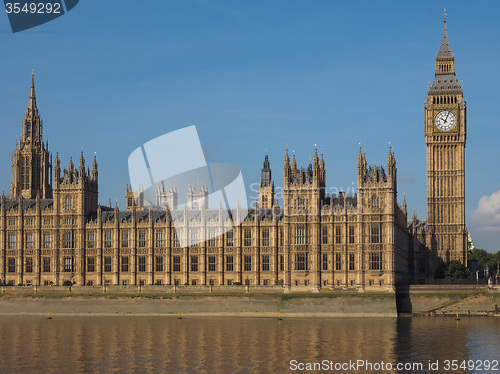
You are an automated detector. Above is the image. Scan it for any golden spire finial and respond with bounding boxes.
[443,8,447,24]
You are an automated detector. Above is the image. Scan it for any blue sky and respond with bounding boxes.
[1,1,500,252]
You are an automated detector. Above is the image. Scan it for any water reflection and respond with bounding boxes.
[0,316,498,373]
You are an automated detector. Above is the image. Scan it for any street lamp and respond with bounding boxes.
[174,276,177,293]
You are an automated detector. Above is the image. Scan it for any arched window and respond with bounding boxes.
[262,195,268,209]
[297,197,305,209]
[371,195,379,209]
[65,196,73,210]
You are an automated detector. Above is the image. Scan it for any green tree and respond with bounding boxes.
[468,248,498,274]
[445,260,472,280]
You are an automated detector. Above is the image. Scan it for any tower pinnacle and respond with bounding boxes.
[261,154,271,187]
[29,70,37,110]
[437,8,453,59]
[429,11,461,94]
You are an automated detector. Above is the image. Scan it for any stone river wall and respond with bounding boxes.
[0,285,498,317]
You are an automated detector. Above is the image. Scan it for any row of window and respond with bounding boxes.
[6,257,50,273]
[5,252,383,273]
[7,233,52,249]
[7,219,54,226]
[4,225,383,249]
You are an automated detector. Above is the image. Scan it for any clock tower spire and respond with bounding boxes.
[425,10,467,266]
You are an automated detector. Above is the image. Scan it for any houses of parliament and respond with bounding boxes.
[0,15,467,289]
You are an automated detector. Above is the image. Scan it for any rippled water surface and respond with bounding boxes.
[0,316,498,373]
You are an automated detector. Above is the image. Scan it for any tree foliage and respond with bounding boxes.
[468,248,500,274]
[434,260,472,280]
[445,260,472,279]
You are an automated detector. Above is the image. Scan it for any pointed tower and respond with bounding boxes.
[283,148,325,215]
[425,10,467,265]
[10,71,52,199]
[126,184,143,210]
[259,153,274,209]
[356,145,367,187]
[319,149,325,183]
[155,182,178,210]
[387,145,397,190]
[53,151,98,218]
[187,181,208,210]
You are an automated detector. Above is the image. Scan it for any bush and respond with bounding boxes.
[445,260,472,279]
[233,282,242,286]
[63,280,72,287]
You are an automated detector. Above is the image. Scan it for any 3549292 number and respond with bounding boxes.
[5,2,61,14]
[443,359,498,371]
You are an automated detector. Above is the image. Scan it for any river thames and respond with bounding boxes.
[0,316,498,373]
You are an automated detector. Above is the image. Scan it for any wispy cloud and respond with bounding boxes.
[398,174,415,184]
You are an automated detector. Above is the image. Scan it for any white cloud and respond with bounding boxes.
[471,189,500,232]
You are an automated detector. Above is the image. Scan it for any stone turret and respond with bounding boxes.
[259,153,274,209]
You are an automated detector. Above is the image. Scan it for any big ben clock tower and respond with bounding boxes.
[425,10,467,265]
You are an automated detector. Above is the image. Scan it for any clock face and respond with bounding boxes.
[435,111,456,131]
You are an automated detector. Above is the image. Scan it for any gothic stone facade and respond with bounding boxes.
[0,17,466,288]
